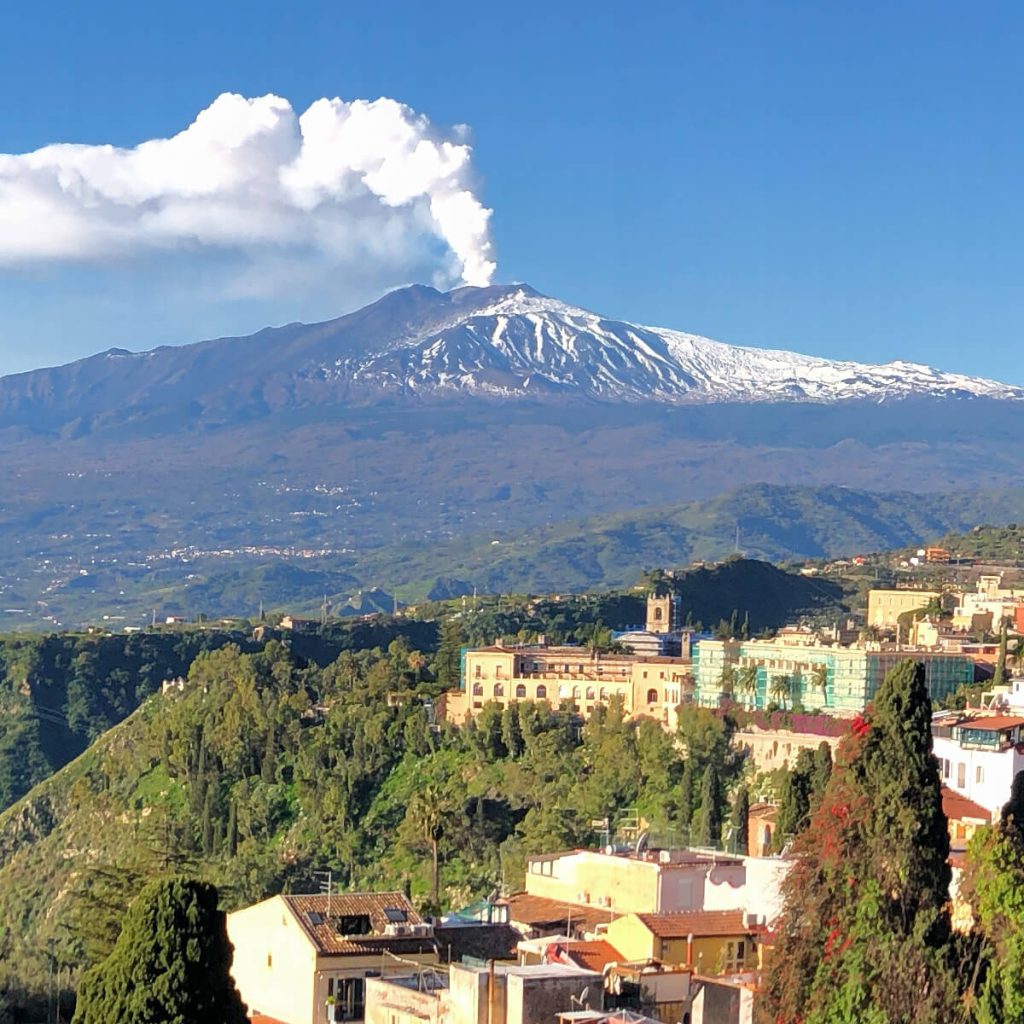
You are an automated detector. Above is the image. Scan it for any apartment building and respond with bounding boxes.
[694,639,973,715]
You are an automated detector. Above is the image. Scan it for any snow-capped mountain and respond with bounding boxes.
[0,283,1019,436]
[307,283,1022,404]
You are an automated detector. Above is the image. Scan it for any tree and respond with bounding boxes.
[692,763,722,847]
[768,674,790,710]
[73,877,247,1024]
[729,785,750,854]
[962,770,1024,1023]
[501,705,524,759]
[759,660,956,1024]
[406,783,448,907]
[993,620,1009,688]
[433,619,465,688]
[812,663,829,705]
[737,664,759,706]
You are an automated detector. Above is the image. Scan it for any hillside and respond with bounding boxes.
[3,483,1021,630]
[0,640,729,1019]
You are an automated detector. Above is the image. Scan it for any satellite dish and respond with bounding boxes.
[635,831,650,856]
[580,987,590,1007]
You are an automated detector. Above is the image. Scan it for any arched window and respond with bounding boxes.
[515,683,527,699]
[493,683,504,697]
[472,683,483,696]
[654,607,663,620]
[536,684,548,699]
[572,686,582,699]
[599,688,608,700]
[646,688,658,704]
[585,686,595,700]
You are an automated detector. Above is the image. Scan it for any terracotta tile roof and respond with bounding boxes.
[941,787,993,824]
[282,892,435,957]
[555,939,623,972]
[501,892,620,934]
[251,1016,290,1024]
[957,716,1024,730]
[634,911,752,939]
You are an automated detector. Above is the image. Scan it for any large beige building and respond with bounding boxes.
[866,589,940,629]
[227,892,438,1024]
[443,645,691,729]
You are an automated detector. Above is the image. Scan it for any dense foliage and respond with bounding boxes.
[760,661,956,1024]
[73,877,247,1024]
[0,636,738,1021]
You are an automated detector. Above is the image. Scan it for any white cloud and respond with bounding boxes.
[0,93,497,287]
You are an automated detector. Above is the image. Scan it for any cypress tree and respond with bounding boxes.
[261,726,276,784]
[692,763,722,847]
[729,785,750,854]
[760,660,956,1024]
[501,704,524,758]
[679,759,697,835]
[226,801,238,858]
[73,877,248,1024]
[810,740,833,811]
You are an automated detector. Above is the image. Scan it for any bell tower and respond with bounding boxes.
[646,593,673,634]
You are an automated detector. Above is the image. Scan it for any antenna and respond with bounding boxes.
[313,869,334,918]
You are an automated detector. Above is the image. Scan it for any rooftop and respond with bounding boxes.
[634,911,753,939]
[501,892,620,933]
[281,892,432,956]
[941,787,993,824]
[550,939,624,972]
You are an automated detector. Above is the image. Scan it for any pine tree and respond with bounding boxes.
[759,660,956,1024]
[73,877,248,1024]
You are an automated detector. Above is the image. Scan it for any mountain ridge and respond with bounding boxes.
[0,284,1019,436]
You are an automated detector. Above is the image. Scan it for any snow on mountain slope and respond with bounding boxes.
[311,284,1024,404]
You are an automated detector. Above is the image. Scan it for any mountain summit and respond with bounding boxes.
[0,283,1019,433]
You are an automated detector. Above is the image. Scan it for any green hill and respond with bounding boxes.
[0,639,729,1020]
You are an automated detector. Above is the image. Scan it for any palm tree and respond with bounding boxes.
[719,665,736,700]
[407,651,427,685]
[737,665,759,707]
[407,784,446,906]
[811,663,829,705]
[769,674,790,710]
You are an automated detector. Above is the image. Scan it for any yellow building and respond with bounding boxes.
[866,589,940,629]
[444,645,691,729]
[226,892,438,1024]
[604,911,759,976]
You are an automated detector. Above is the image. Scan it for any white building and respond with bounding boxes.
[932,711,1024,814]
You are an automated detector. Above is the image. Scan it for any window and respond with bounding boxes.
[493,683,504,697]
[957,762,966,788]
[646,688,658,704]
[942,759,950,778]
[475,664,482,678]
[267,953,272,968]
[536,684,547,699]
[586,686,595,700]
[516,683,527,699]
[472,682,483,696]
[976,765,985,784]
[572,686,582,699]
[599,688,608,700]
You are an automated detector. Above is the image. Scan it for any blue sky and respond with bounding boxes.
[0,0,1022,380]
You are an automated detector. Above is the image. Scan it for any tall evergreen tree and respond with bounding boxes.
[73,877,248,1024]
[759,660,956,1024]
[679,759,697,834]
[433,619,466,688]
[729,784,750,854]
[692,764,722,847]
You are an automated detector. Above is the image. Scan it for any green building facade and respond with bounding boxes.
[694,639,973,715]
